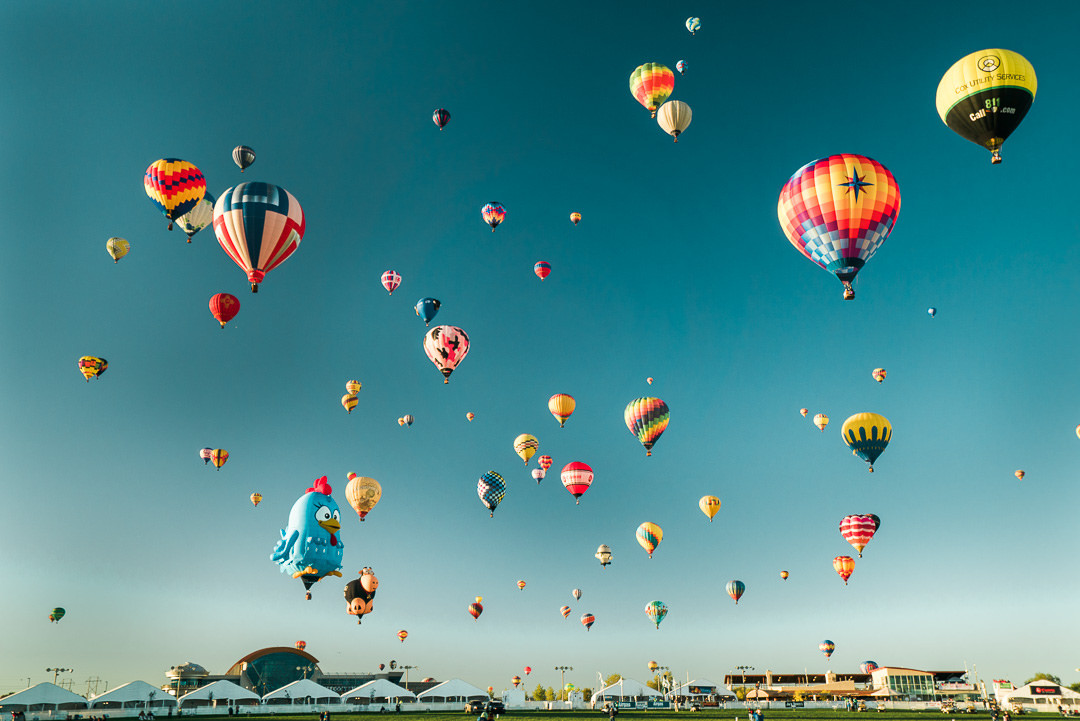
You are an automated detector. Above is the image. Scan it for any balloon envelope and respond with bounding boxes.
[176,191,215,243]
[381,270,402,295]
[656,100,692,142]
[560,605,571,618]
[699,495,721,521]
[106,237,130,262]
[813,413,829,431]
[250,492,262,507]
[433,108,450,130]
[423,325,470,383]
[548,393,576,427]
[685,17,700,34]
[477,471,506,517]
[232,145,256,172]
[345,472,382,520]
[144,158,206,228]
[538,455,553,471]
[534,261,551,281]
[726,580,745,604]
[209,292,240,328]
[560,461,593,504]
[514,433,539,463]
[580,613,595,631]
[415,297,441,326]
[636,522,662,557]
[570,212,581,225]
[482,202,505,231]
[839,514,878,557]
[841,412,892,471]
[629,63,674,117]
[625,397,669,455]
[833,555,855,584]
[820,640,836,658]
[214,182,305,292]
[645,600,668,629]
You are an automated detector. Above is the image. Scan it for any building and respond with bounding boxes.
[721,668,977,703]
[993,679,1080,712]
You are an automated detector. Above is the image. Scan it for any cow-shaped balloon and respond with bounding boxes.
[344,567,378,624]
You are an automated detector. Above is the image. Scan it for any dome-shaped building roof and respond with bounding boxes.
[166,663,208,680]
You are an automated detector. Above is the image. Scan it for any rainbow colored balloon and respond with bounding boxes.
[833,555,855,585]
[820,640,836,659]
[636,521,662,558]
[629,63,674,118]
[726,580,745,604]
[625,397,669,456]
[144,158,206,230]
[482,202,505,232]
[778,154,900,300]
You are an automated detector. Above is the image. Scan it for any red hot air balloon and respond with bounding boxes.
[295,641,306,651]
[213,182,305,292]
[839,514,879,557]
[209,293,240,328]
[534,261,551,281]
[524,667,532,676]
[560,462,593,505]
[468,600,483,620]
[381,270,402,295]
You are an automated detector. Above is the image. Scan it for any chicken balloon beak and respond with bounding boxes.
[319,519,341,534]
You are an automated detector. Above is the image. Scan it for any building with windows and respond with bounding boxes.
[721,668,977,703]
[993,679,1080,712]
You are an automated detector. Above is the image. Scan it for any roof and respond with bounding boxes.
[999,682,1080,700]
[416,679,489,699]
[0,683,88,709]
[341,679,415,701]
[91,681,177,707]
[177,681,261,706]
[673,679,735,696]
[591,678,662,701]
[262,679,339,701]
[226,647,319,676]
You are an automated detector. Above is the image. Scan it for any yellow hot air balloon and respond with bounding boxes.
[250,492,262,507]
[548,394,576,427]
[780,571,789,580]
[514,433,539,463]
[342,394,358,414]
[517,580,526,591]
[656,100,692,142]
[841,412,892,472]
[636,522,663,558]
[345,380,361,395]
[1014,469,1025,481]
[466,412,475,422]
[872,368,887,383]
[78,356,107,382]
[345,472,382,521]
[106,237,130,263]
[699,495,721,522]
[936,49,1037,164]
[800,408,809,417]
[813,413,829,432]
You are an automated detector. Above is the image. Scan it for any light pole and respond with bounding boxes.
[399,665,418,692]
[46,668,73,685]
[736,666,754,703]
[555,667,573,703]
[656,666,671,701]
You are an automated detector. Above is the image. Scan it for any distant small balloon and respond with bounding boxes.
[342,394,358,414]
[928,307,937,318]
[647,377,654,384]
[800,408,809,417]
[232,145,256,172]
[534,261,552,281]
[250,492,262,507]
[813,413,829,431]
[466,412,475,422]
[531,468,545,484]
[517,580,526,591]
[780,570,789,580]
[1015,469,1025,481]
[381,270,402,295]
[676,60,686,75]
[560,605,572,618]
[345,380,361,395]
[433,108,450,130]
[572,588,582,601]
[106,237,130,263]
[570,212,581,226]
[872,368,886,383]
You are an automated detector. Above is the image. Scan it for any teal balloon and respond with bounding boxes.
[415,298,441,326]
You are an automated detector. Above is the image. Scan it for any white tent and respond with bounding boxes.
[673,679,734,699]
[996,681,1080,711]
[416,679,488,702]
[341,679,416,704]
[178,681,261,707]
[90,681,178,709]
[590,678,662,704]
[0,683,88,712]
[263,679,339,704]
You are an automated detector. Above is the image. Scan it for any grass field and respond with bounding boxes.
[187,711,1061,721]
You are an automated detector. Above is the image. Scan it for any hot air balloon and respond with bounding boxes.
[629,63,674,118]
[538,455,553,471]
[570,212,581,226]
[342,394,358,414]
[78,356,107,382]
[415,297,441,326]
[106,237,130,263]
[936,50,1036,164]
[699,495,721,521]
[524,667,532,676]
[860,661,878,674]
[295,640,306,651]
[433,108,450,130]
[397,417,405,427]
[209,293,240,329]
[514,434,539,464]
[467,412,475,422]
[800,408,809,417]
[676,60,686,75]
[345,472,382,521]
[482,202,505,232]
[841,413,892,472]
[49,607,65,623]
[401,414,414,427]
[726,580,745,604]
[647,377,654,385]
[657,100,692,142]
[144,159,206,230]
[345,380,361,395]
[560,605,571,618]
[561,461,593,504]
[211,449,228,470]
[517,580,526,591]
[200,448,213,464]
[872,368,887,383]
[398,630,409,643]
[833,555,855,585]
[778,154,900,300]
[595,544,612,567]
[511,676,521,688]
[813,413,829,431]
[636,522,662,558]
[648,661,659,673]
[580,613,595,631]
[424,325,470,383]
[1015,469,1025,481]
[1076,424,1080,440]
[928,307,937,318]
[270,477,345,598]
[820,640,835,659]
[548,394,575,427]
[572,588,582,601]
[645,600,668,629]
[839,514,879,557]
[531,468,545,484]
[176,191,216,243]
[625,397,669,455]
[214,182,304,292]
[250,492,262,507]
[780,571,789,580]
[381,270,402,295]
[534,261,551,281]
[477,471,506,517]
[685,17,700,34]
[468,600,484,620]
[343,568,379,623]
[233,145,256,172]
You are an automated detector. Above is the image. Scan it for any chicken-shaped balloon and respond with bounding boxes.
[271,476,344,598]
[343,567,378,624]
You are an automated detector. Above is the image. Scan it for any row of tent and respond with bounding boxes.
[0,678,493,713]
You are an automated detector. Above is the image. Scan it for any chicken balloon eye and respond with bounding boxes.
[315,506,331,522]
[332,509,340,521]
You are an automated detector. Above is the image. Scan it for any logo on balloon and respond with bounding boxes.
[977,55,1000,73]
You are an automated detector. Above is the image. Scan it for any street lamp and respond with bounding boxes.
[398,665,418,691]
[46,668,73,684]
[656,666,671,700]
[555,667,573,702]
[736,666,754,702]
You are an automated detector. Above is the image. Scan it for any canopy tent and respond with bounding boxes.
[673,679,734,699]
[90,681,178,709]
[263,679,340,704]
[178,681,262,707]
[416,679,488,702]
[996,681,1080,710]
[590,678,662,703]
[0,683,88,712]
[341,679,416,704]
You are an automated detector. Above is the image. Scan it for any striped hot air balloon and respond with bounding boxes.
[636,522,662,558]
[211,449,229,470]
[213,182,305,292]
[820,640,836,659]
[176,192,215,243]
[381,270,402,295]
[538,455,553,471]
[398,630,409,643]
[560,461,593,505]
[548,394,575,427]
[580,613,595,631]
[625,397,669,456]
[232,145,256,172]
[432,108,450,130]
[629,63,674,117]
[534,261,552,281]
[839,514,879,557]
[250,492,262,507]
[833,555,855,585]
[560,605,571,618]
[345,380,361,395]
[342,394,358,414]
[144,158,206,230]
[726,580,745,604]
[513,434,538,463]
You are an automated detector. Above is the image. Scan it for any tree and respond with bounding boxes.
[1024,673,1062,686]
[605,674,623,686]
[581,688,593,702]
[793,690,806,702]
[531,683,545,702]
[1068,683,1080,694]
[545,687,556,701]
[733,686,748,701]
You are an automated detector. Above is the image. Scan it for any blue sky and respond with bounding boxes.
[1,0,1079,698]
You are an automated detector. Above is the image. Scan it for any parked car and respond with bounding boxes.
[465,700,505,715]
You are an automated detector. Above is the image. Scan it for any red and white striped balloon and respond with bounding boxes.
[839,514,879,557]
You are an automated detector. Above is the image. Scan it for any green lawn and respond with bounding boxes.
[190,711,1062,721]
